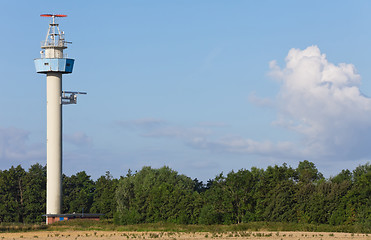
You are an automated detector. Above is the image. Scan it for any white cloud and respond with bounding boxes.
[117,46,371,164]
[64,131,92,147]
[120,118,297,159]
[197,121,228,128]
[248,92,274,108]
[0,127,44,164]
[143,126,211,139]
[181,46,371,161]
[116,118,167,130]
[187,46,371,162]
[267,45,371,160]
[117,118,212,144]
[187,136,296,157]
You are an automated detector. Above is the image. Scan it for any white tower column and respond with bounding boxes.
[46,72,62,215]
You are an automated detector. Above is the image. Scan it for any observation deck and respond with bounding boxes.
[34,58,74,73]
[34,13,74,74]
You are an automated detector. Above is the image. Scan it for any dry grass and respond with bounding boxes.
[0,230,369,240]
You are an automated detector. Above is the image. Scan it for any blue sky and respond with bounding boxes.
[1,1,371,181]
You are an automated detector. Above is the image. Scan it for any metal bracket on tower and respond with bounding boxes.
[62,91,87,105]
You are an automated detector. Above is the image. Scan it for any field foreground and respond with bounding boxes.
[0,231,369,240]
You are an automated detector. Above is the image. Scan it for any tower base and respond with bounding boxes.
[44,213,104,224]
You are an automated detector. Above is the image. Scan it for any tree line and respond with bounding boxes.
[0,161,370,227]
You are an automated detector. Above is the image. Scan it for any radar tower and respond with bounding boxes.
[34,14,86,224]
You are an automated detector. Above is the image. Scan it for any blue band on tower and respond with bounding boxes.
[34,58,74,74]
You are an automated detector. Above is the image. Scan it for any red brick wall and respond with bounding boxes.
[46,216,100,224]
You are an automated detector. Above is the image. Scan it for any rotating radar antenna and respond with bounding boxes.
[40,14,71,50]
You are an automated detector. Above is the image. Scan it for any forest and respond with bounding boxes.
[0,161,370,229]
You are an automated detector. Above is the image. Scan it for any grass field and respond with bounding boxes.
[1,220,370,234]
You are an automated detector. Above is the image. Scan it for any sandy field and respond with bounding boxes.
[0,231,369,240]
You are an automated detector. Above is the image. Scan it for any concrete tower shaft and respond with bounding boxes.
[46,72,63,214]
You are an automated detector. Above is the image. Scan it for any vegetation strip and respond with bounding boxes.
[0,161,370,233]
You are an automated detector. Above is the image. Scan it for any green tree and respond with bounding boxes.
[22,164,46,223]
[262,180,296,222]
[331,169,352,184]
[91,171,118,218]
[200,173,231,224]
[344,163,371,225]
[115,170,138,224]
[296,160,324,183]
[0,165,26,222]
[115,166,202,224]
[201,169,258,224]
[255,164,296,221]
[63,171,95,213]
[223,169,255,223]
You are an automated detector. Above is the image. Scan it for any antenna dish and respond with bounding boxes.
[40,14,67,17]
